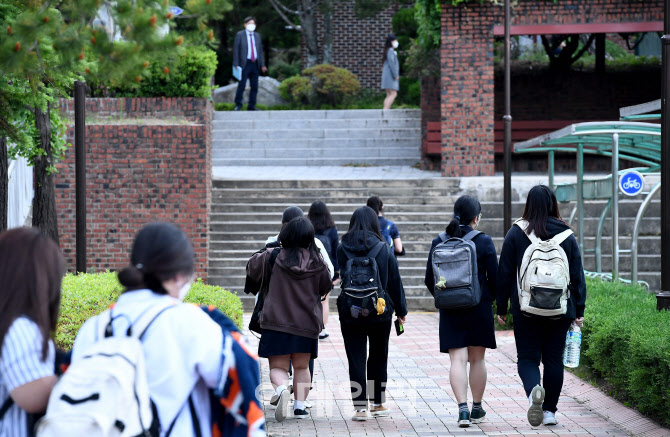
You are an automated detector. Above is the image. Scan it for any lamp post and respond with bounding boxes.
[74,81,86,274]
[660,0,670,310]
[503,0,512,235]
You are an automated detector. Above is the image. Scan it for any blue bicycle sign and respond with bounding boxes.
[619,171,645,196]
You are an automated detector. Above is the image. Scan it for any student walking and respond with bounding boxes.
[308,200,340,340]
[381,34,400,110]
[247,217,332,422]
[337,206,408,422]
[0,228,65,437]
[72,223,227,436]
[424,196,498,427]
[367,196,404,256]
[496,185,586,427]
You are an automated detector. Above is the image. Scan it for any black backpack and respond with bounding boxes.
[315,231,332,257]
[338,241,388,322]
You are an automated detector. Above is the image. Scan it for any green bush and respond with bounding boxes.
[580,278,670,426]
[131,48,217,98]
[269,61,301,82]
[56,272,243,350]
[399,77,421,106]
[278,75,312,105]
[302,64,361,107]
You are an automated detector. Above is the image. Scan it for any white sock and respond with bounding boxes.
[295,401,305,410]
[276,385,287,396]
[373,403,381,407]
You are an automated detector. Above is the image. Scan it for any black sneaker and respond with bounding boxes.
[470,407,486,424]
[233,105,242,111]
[294,408,310,419]
[458,410,471,427]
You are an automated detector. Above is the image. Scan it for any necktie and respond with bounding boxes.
[249,33,256,62]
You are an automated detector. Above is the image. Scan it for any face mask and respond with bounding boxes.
[246,24,256,32]
[392,41,399,49]
[178,279,193,301]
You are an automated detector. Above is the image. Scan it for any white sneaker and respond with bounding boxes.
[527,385,545,427]
[304,399,312,409]
[275,389,289,423]
[319,329,330,340]
[543,410,558,426]
[288,377,294,394]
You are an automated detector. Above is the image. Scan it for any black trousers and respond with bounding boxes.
[513,314,572,413]
[340,320,392,409]
[234,60,259,109]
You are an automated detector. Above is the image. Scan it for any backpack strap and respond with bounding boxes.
[0,396,14,421]
[438,231,448,242]
[368,241,386,259]
[551,228,574,245]
[462,230,482,241]
[515,220,542,245]
[130,301,178,340]
[96,309,113,341]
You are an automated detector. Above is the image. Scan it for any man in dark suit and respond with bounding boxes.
[233,16,267,111]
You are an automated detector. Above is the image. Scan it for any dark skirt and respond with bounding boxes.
[439,298,497,352]
[258,329,319,359]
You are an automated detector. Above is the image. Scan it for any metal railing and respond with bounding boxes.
[8,155,33,229]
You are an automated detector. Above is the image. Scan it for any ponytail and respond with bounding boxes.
[446,216,465,238]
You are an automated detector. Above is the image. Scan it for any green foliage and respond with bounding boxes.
[269,61,302,82]
[56,272,243,350]
[302,64,361,107]
[414,0,441,50]
[125,48,218,98]
[580,278,670,426]
[398,76,420,106]
[278,75,312,105]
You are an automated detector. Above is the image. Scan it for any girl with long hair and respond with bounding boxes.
[381,34,400,109]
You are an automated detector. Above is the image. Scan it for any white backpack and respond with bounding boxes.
[516,220,573,317]
[36,303,175,437]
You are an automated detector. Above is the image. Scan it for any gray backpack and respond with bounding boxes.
[431,230,482,309]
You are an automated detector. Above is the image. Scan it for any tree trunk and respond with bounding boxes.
[32,106,59,244]
[321,0,333,64]
[301,0,319,67]
[0,136,7,232]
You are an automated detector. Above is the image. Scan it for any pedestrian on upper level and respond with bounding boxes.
[367,196,404,256]
[424,195,498,428]
[496,185,586,428]
[308,201,340,340]
[0,228,64,437]
[233,16,267,111]
[381,34,400,110]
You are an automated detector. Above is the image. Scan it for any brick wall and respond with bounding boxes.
[55,98,213,279]
[441,0,664,176]
[420,76,441,170]
[302,1,411,89]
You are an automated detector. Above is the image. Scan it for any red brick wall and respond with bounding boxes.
[421,76,441,170]
[440,0,664,176]
[55,98,212,279]
[302,1,411,89]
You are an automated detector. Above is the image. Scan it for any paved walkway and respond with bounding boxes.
[245,313,668,437]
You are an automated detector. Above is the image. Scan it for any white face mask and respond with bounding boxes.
[177,279,193,301]
[392,41,399,49]
[246,24,256,32]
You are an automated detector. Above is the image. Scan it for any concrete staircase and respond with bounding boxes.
[207,179,662,311]
[212,109,421,166]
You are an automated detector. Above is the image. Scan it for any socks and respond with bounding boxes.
[294,401,304,410]
[472,402,483,411]
[276,385,287,396]
[458,403,469,414]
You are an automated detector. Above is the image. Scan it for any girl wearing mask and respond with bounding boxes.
[424,196,498,427]
[0,228,65,437]
[381,34,400,110]
[72,223,224,436]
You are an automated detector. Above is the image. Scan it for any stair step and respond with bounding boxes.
[213,118,420,130]
[213,109,421,121]
[213,147,419,160]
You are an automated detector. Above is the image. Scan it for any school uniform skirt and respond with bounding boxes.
[438,297,497,352]
[258,329,319,359]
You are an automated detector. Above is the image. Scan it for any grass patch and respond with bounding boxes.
[56,272,243,350]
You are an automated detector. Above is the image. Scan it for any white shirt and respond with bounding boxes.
[265,235,335,280]
[72,290,223,437]
[0,317,55,437]
[246,30,258,61]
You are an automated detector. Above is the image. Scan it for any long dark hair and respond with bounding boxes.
[342,206,383,249]
[446,195,482,238]
[521,185,564,239]
[117,223,195,295]
[279,216,320,267]
[0,228,65,360]
[382,33,397,64]
[308,200,335,232]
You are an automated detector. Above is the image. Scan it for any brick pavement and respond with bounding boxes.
[244,313,669,437]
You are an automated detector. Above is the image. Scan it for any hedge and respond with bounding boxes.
[56,272,243,350]
[581,278,670,426]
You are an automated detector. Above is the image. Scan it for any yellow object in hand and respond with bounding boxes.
[377,297,386,315]
[436,276,447,289]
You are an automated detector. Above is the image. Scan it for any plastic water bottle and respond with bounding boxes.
[563,324,582,368]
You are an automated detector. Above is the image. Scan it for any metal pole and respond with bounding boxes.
[503,0,513,234]
[659,0,670,308]
[612,133,619,281]
[548,150,555,190]
[577,143,584,253]
[74,81,86,274]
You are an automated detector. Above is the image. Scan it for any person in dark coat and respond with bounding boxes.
[424,195,498,428]
[336,206,408,422]
[232,16,267,111]
[496,185,586,428]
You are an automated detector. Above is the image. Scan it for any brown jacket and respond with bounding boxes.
[247,248,332,339]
